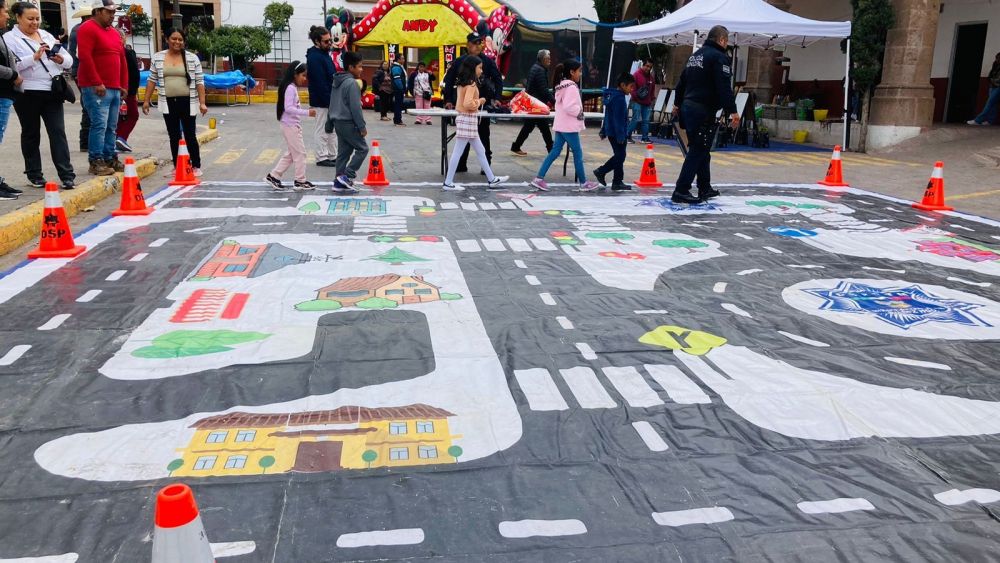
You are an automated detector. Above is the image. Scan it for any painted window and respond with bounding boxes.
[223,264,248,273]
[325,290,369,298]
[402,283,418,288]
[237,247,256,255]
[224,455,248,469]
[418,445,438,459]
[416,421,434,433]
[389,447,409,461]
[193,455,217,470]
[385,289,405,295]
[206,431,228,443]
[389,422,407,435]
[415,289,433,295]
[235,430,256,442]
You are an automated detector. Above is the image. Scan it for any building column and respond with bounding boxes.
[869,0,940,127]
[740,0,790,103]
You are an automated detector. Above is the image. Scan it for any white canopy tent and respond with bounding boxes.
[610,0,853,147]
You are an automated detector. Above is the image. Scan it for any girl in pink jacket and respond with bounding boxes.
[530,60,599,191]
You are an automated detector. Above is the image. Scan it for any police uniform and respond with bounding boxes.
[672,39,737,203]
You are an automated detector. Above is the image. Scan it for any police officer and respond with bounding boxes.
[671,25,739,204]
[443,30,503,175]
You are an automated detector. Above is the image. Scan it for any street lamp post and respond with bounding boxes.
[171,0,182,31]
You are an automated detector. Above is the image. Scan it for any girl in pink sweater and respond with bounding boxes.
[265,61,316,191]
[530,60,599,191]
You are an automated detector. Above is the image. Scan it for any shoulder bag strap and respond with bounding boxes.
[21,37,56,75]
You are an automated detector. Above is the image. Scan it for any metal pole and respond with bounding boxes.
[578,15,584,85]
[323,0,328,21]
[605,41,616,88]
[171,0,182,31]
[843,38,851,151]
[693,30,699,49]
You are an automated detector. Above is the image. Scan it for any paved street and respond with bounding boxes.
[1,104,999,562]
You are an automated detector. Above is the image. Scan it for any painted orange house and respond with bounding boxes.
[316,274,441,306]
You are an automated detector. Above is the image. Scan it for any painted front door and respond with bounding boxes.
[291,441,344,472]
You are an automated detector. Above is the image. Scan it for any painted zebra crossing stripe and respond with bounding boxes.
[529,238,558,251]
[76,290,102,303]
[213,149,246,165]
[514,369,570,411]
[602,366,662,408]
[643,364,711,404]
[105,270,128,281]
[482,238,506,252]
[560,367,617,408]
[254,148,281,164]
[456,239,481,252]
[506,238,532,252]
[632,421,670,451]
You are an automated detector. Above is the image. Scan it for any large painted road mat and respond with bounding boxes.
[1,181,999,562]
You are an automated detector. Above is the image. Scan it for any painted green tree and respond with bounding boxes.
[166,458,184,476]
[356,297,399,309]
[299,201,321,214]
[586,232,635,245]
[259,455,276,474]
[362,450,378,469]
[447,445,463,462]
[132,330,271,359]
[653,239,709,253]
[366,247,430,266]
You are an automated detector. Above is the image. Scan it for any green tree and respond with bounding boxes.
[299,201,321,214]
[166,458,184,476]
[847,0,894,152]
[447,445,463,462]
[259,455,276,474]
[362,449,378,468]
[193,25,272,74]
[366,246,430,265]
[586,232,635,245]
[653,239,709,253]
[263,2,295,30]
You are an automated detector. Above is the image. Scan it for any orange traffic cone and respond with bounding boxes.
[152,484,214,563]
[818,145,849,187]
[363,140,389,187]
[112,157,154,216]
[171,139,199,186]
[913,161,953,212]
[27,183,86,259]
[634,144,663,188]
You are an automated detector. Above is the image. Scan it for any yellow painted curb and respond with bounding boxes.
[0,128,219,258]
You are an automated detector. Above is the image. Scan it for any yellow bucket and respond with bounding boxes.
[792,130,809,143]
[209,117,217,130]
[813,109,829,121]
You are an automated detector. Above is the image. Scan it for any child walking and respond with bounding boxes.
[593,72,637,192]
[530,60,600,192]
[265,61,316,191]
[443,56,508,192]
[411,62,433,125]
[327,51,367,194]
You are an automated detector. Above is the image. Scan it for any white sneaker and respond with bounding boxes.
[487,175,509,189]
[442,183,465,191]
[193,167,203,177]
[967,120,979,125]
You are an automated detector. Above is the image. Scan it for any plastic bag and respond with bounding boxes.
[509,91,550,115]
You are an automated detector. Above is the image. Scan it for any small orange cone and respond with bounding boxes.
[27,183,86,259]
[913,161,954,212]
[818,145,849,187]
[152,484,214,563]
[363,140,390,187]
[112,157,154,216]
[171,139,199,186]
[634,144,663,188]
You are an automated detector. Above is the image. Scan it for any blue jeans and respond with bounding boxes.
[0,98,12,144]
[628,102,652,139]
[81,87,121,162]
[974,87,1000,124]
[537,132,586,182]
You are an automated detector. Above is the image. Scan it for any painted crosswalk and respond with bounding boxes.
[455,238,561,253]
[353,216,407,233]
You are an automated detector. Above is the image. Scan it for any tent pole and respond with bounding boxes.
[843,38,851,151]
[579,15,584,85]
[606,41,616,88]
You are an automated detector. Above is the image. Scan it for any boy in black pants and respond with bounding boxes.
[594,73,636,191]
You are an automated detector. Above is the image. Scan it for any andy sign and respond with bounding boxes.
[402,19,438,32]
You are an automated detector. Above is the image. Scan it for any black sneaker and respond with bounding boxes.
[61,180,75,190]
[294,180,316,191]
[332,177,359,194]
[671,192,701,204]
[698,187,721,200]
[593,168,607,187]
[611,183,633,192]
[28,177,46,188]
[0,178,23,194]
[0,186,17,199]
[264,174,287,191]
[316,159,337,167]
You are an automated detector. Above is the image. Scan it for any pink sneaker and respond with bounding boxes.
[577,181,601,192]
[530,178,549,191]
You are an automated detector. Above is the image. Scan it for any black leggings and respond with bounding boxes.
[163,96,201,168]
[13,91,75,183]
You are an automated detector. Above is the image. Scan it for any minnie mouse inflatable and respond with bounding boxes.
[479,7,517,75]
[325,8,355,72]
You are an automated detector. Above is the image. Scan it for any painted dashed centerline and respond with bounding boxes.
[763,246,783,254]
[575,343,598,360]
[148,238,169,247]
[0,345,31,366]
[712,282,727,293]
[498,519,587,539]
[38,314,71,331]
[129,253,149,262]
[336,528,424,548]
[947,276,991,288]
[885,357,952,371]
[539,293,557,306]
[556,316,574,330]
[777,331,830,347]
[733,233,753,240]
[513,260,527,269]
[635,309,668,314]
[105,270,127,281]
[797,498,875,514]
[525,275,541,286]
[934,488,1000,506]
[76,290,102,303]
[722,303,752,318]
[737,269,762,276]
[652,507,734,527]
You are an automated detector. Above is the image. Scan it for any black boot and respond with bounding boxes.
[698,187,721,200]
[671,191,701,204]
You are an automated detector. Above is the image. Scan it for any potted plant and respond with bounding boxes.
[125,5,153,37]
[263,2,295,31]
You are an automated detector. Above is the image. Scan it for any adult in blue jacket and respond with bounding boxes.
[671,25,739,204]
[306,25,337,167]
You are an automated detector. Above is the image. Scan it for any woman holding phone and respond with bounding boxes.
[2,1,76,189]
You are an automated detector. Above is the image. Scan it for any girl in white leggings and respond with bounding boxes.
[444,55,508,192]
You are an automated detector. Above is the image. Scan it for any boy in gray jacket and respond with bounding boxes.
[326,51,367,194]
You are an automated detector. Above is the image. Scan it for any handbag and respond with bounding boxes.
[422,90,431,101]
[21,39,75,104]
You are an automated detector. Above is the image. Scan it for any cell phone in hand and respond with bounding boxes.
[48,44,62,57]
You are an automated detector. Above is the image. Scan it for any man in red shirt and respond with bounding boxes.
[76,0,127,176]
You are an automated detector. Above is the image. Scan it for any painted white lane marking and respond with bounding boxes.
[643,364,711,404]
[539,293,557,306]
[788,264,824,269]
[440,202,459,209]
[862,266,906,273]
[182,197,289,201]
[525,275,541,286]
[210,541,256,557]
[0,555,79,562]
[512,198,532,209]
[560,367,617,408]
[712,282,727,293]
[556,316,574,330]
[797,498,875,514]
[635,309,668,314]
[529,238,557,251]
[934,488,1000,506]
[38,314,71,331]
[507,238,532,252]
[513,369,569,411]
[652,507,734,527]
[456,239,481,252]
[575,342,598,360]
[949,224,974,232]
[0,345,31,367]
[721,303,752,318]
[763,246,783,254]
[513,259,527,269]
[251,222,288,226]
[737,269,762,276]
[354,228,408,233]
[148,238,170,247]
[105,269,128,281]
[478,202,497,210]
[460,202,478,211]
[603,366,662,408]
[632,421,669,451]
[885,206,902,213]
[777,331,830,348]
[740,220,764,223]
[129,253,149,262]
[498,519,587,539]
[885,357,952,371]
[948,276,991,288]
[498,201,517,210]
[482,238,506,252]
[734,233,753,240]
[337,528,425,548]
[76,290,102,303]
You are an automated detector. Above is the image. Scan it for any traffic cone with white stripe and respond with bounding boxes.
[112,157,154,216]
[634,144,664,188]
[27,182,86,259]
[152,484,214,563]
[913,161,953,211]
[171,140,199,186]
[363,141,389,187]
[818,145,849,187]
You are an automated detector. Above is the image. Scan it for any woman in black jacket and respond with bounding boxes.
[115,28,140,152]
[372,60,391,121]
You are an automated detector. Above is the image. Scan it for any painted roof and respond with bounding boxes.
[192,404,456,429]
[317,274,437,293]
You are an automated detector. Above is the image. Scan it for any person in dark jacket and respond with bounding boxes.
[372,61,391,121]
[670,25,739,204]
[443,30,503,174]
[389,58,407,126]
[115,29,140,152]
[306,25,337,166]
[593,72,635,191]
[969,52,1000,126]
[68,11,92,151]
[510,49,554,156]
[0,0,24,199]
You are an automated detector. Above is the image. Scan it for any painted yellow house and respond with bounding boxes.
[316,274,441,307]
[171,404,460,478]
